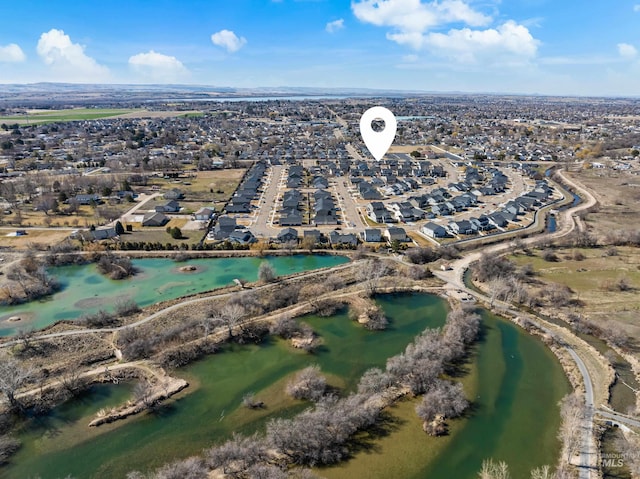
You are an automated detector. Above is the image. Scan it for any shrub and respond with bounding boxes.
[572,250,585,261]
[406,247,439,265]
[80,310,118,328]
[258,261,276,283]
[115,299,140,317]
[286,365,327,402]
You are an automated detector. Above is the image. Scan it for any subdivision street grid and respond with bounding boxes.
[228,153,547,246]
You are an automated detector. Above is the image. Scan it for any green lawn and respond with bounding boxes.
[0,108,134,124]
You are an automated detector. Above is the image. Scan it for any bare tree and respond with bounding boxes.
[530,465,554,479]
[286,365,327,402]
[258,261,276,283]
[0,355,33,411]
[300,235,315,253]
[357,258,388,297]
[152,457,208,479]
[415,379,468,424]
[557,393,585,463]
[60,369,88,397]
[205,433,267,476]
[0,435,20,465]
[221,302,246,338]
[478,459,511,479]
[133,379,156,408]
[357,367,394,394]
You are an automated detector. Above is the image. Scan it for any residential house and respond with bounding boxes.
[164,188,184,200]
[210,216,237,239]
[431,203,452,216]
[276,228,298,243]
[487,212,507,228]
[311,176,329,189]
[449,220,476,236]
[74,194,101,205]
[228,229,257,245]
[155,200,180,213]
[193,207,215,221]
[361,228,382,242]
[303,229,324,244]
[280,210,303,226]
[384,226,408,242]
[329,230,358,247]
[422,222,447,238]
[366,202,394,223]
[142,212,169,227]
[90,227,118,240]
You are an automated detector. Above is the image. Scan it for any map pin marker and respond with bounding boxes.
[360,106,397,162]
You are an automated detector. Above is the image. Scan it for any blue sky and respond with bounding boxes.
[0,0,639,96]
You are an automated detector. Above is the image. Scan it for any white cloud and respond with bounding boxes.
[128,50,189,82]
[36,29,109,81]
[634,4,640,12]
[211,29,247,53]
[352,0,491,34]
[617,43,638,58]
[353,1,539,63]
[417,21,539,63]
[0,43,25,63]
[326,19,345,33]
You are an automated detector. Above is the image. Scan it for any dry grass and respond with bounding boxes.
[510,246,640,343]
[0,229,71,249]
[155,169,246,202]
[573,169,640,241]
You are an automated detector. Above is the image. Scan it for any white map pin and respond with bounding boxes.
[359,106,397,161]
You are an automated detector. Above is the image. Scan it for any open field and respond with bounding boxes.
[1,203,132,228]
[510,246,640,342]
[122,221,201,246]
[0,228,71,249]
[0,108,207,125]
[0,108,134,124]
[111,110,204,119]
[147,169,246,203]
[572,168,640,242]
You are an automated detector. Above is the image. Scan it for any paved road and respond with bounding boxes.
[598,409,640,429]
[333,178,367,231]
[250,165,282,237]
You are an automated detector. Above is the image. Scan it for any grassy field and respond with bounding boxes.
[509,246,640,338]
[148,169,246,203]
[0,228,72,249]
[123,220,201,246]
[0,108,134,124]
[0,203,132,228]
[572,168,640,242]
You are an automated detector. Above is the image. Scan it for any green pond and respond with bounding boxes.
[1,295,571,479]
[319,310,571,479]
[0,254,349,336]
